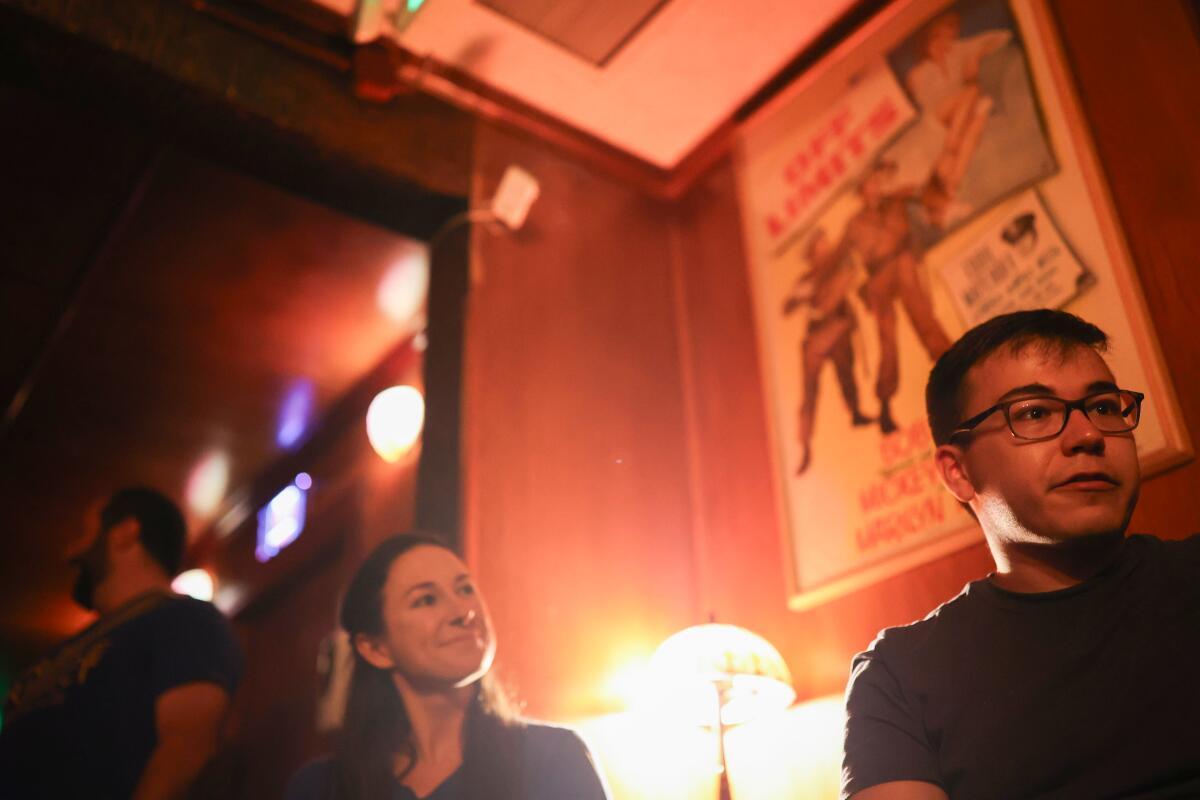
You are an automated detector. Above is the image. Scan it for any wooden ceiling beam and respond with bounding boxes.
[1,0,473,216]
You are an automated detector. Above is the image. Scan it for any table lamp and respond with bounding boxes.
[649,623,796,800]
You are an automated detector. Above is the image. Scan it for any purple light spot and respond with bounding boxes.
[277,380,315,449]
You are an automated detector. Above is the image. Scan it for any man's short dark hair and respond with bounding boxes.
[926,309,1109,446]
[100,487,187,576]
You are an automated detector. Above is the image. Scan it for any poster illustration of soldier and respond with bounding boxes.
[738,0,1188,610]
[783,158,955,476]
[762,154,973,597]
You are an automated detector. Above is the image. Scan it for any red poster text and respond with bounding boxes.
[764,96,902,241]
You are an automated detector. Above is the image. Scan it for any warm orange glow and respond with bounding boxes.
[366,385,425,463]
[574,713,719,800]
[722,694,845,798]
[602,657,652,711]
[185,450,230,516]
[376,245,429,326]
[574,695,845,800]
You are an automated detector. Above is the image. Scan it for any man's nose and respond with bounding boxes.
[1060,406,1105,454]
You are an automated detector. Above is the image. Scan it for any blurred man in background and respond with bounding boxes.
[0,487,240,799]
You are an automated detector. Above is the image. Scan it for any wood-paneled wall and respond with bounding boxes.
[464,0,1200,724]
[465,129,702,718]
[1052,0,1200,537]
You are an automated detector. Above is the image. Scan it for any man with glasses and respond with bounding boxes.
[841,309,1200,799]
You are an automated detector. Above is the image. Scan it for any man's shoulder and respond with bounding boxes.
[855,582,983,667]
[139,594,241,693]
[1135,531,1200,555]
[1127,532,1200,588]
[134,594,232,639]
[154,593,229,620]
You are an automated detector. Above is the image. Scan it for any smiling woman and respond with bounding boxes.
[285,533,610,800]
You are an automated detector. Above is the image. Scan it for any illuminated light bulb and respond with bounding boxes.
[366,385,425,463]
[172,568,215,602]
[186,451,230,516]
[294,472,313,491]
[376,246,430,325]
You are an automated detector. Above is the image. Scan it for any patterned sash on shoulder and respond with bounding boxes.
[3,591,172,724]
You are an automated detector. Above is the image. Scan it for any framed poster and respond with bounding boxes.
[735,0,1193,611]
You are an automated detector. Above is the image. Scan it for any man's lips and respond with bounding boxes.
[1051,472,1118,490]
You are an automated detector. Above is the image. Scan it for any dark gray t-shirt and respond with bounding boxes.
[843,533,1200,799]
[0,592,241,799]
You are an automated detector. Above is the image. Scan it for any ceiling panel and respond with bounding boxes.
[308,0,862,169]
[397,0,861,168]
[477,0,669,65]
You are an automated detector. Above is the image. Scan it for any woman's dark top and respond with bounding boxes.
[286,722,610,800]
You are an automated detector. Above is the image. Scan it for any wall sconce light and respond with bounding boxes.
[649,624,796,800]
[366,385,425,462]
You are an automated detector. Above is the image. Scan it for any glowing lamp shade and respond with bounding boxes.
[366,385,425,463]
[650,624,794,800]
[649,624,795,726]
[172,568,216,602]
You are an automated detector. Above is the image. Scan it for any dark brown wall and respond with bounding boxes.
[463,0,1200,721]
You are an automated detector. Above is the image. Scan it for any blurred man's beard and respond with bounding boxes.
[70,535,109,611]
[71,569,95,610]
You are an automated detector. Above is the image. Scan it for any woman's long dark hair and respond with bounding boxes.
[333,532,525,800]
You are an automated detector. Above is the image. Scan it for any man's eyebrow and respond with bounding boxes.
[996,383,1054,402]
[994,380,1120,403]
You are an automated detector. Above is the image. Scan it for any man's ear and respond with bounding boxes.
[353,632,395,671]
[934,443,976,504]
[106,517,142,556]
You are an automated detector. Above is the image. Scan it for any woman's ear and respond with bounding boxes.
[353,632,395,671]
[934,443,977,504]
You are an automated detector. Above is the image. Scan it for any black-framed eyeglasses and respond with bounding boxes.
[950,389,1145,442]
